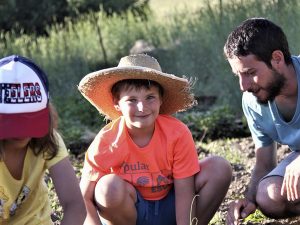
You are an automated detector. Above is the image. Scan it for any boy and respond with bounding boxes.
[78,54,232,225]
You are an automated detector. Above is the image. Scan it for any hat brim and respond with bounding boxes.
[78,66,195,120]
[0,108,49,139]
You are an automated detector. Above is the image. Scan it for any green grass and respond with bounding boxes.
[149,0,205,17]
[244,210,267,223]
[197,138,244,164]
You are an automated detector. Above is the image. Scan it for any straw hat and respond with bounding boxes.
[78,54,196,120]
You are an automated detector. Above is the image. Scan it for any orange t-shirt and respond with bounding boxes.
[81,115,200,200]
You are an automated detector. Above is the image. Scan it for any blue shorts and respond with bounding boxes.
[135,187,176,225]
[101,187,176,225]
[263,151,300,179]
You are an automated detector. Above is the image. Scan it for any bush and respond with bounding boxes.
[177,106,250,142]
[54,95,104,145]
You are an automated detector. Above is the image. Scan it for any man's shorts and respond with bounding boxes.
[101,187,176,225]
[263,151,300,179]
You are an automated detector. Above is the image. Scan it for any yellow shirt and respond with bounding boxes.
[0,133,68,225]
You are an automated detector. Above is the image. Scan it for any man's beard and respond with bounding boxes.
[256,69,286,104]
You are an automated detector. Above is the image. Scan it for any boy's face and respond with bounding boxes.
[114,85,162,132]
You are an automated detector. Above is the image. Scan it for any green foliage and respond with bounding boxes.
[197,138,244,164]
[67,0,150,20]
[1,0,300,146]
[0,0,69,35]
[209,212,223,225]
[54,95,105,144]
[101,0,150,18]
[177,106,250,142]
[45,173,63,221]
[244,209,267,223]
[0,0,150,35]
[153,0,300,113]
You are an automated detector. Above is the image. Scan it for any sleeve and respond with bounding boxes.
[81,119,128,181]
[242,93,274,148]
[81,135,119,181]
[172,126,200,179]
[45,132,68,169]
[80,136,106,181]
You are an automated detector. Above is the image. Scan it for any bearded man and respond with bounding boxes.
[224,17,300,225]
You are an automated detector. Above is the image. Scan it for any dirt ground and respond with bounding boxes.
[214,137,300,225]
[51,137,300,225]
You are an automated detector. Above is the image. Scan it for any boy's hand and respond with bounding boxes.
[281,154,300,201]
[226,198,256,225]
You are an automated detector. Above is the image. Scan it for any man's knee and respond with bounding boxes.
[256,177,287,218]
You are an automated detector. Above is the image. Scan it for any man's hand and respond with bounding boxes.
[226,198,256,225]
[281,154,300,201]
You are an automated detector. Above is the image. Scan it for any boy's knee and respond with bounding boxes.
[95,174,128,208]
[206,156,232,180]
[196,156,232,190]
[215,156,232,174]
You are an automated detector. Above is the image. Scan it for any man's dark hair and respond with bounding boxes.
[224,18,292,67]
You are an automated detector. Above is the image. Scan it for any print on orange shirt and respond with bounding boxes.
[121,161,172,193]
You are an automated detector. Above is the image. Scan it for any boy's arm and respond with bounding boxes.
[80,177,102,225]
[174,175,195,225]
[49,157,87,225]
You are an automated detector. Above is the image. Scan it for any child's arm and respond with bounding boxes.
[49,157,87,225]
[174,175,195,225]
[80,176,103,225]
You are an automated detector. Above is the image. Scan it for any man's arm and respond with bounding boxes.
[246,143,277,203]
[226,143,277,225]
